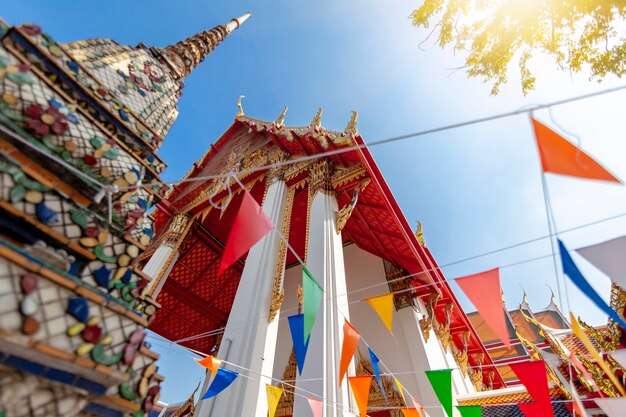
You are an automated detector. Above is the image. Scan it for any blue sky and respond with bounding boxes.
[5,0,626,404]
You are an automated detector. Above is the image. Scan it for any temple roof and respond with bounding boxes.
[145,110,504,387]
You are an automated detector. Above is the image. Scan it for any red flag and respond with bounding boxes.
[348,376,371,417]
[338,320,361,387]
[455,268,510,348]
[307,398,323,417]
[531,118,620,183]
[218,190,274,275]
[510,361,554,417]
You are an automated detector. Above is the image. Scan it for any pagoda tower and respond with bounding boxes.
[142,108,505,417]
[0,13,249,417]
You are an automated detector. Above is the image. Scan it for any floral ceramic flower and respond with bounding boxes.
[23,102,69,137]
[0,54,33,85]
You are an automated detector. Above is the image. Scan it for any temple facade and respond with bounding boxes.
[0,12,249,417]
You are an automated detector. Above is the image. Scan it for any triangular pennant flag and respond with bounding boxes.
[307,398,324,417]
[287,314,310,375]
[363,294,394,334]
[595,397,626,417]
[201,367,239,400]
[368,347,388,402]
[509,361,554,417]
[577,236,626,289]
[569,352,596,389]
[610,349,626,370]
[348,376,371,417]
[457,406,482,417]
[266,384,283,417]
[571,313,626,396]
[218,190,274,275]
[401,408,422,417]
[531,118,620,183]
[455,268,511,347]
[339,320,361,387]
[303,267,323,344]
[538,350,588,417]
[559,240,626,329]
[394,376,406,403]
[411,397,425,417]
[425,369,453,417]
[194,355,222,382]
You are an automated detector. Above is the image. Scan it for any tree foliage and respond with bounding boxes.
[411,0,626,94]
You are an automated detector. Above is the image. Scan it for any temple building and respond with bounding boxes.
[0,12,249,417]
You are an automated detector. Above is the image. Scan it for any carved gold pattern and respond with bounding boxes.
[162,25,230,78]
[268,185,295,323]
[452,331,470,378]
[355,349,406,413]
[419,293,439,342]
[386,267,416,310]
[275,106,288,126]
[308,159,333,198]
[469,353,485,392]
[415,221,426,248]
[311,108,323,131]
[170,381,201,417]
[434,304,454,354]
[579,356,621,397]
[236,95,245,117]
[275,349,297,417]
[335,178,371,234]
[330,164,367,189]
[344,111,359,137]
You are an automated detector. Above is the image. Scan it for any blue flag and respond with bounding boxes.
[558,239,626,329]
[368,347,387,403]
[201,367,239,400]
[288,314,311,375]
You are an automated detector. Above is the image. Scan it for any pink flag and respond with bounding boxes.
[218,190,274,275]
[307,398,323,417]
[510,361,554,417]
[455,268,510,347]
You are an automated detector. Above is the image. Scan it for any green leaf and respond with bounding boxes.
[9,184,26,203]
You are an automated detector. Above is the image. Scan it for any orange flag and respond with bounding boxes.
[531,118,620,183]
[307,398,323,417]
[338,320,360,387]
[455,268,511,348]
[363,293,394,334]
[348,376,372,417]
[401,408,422,417]
[194,355,222,382]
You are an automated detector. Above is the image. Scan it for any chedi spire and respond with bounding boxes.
[161,12,251,79]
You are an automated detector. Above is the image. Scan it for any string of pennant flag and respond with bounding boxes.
[187,113,626,417]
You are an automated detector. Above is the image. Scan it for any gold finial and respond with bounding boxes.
[297,284,304,306]
[236,95,245,117]
[415,221,426,247]
[311,107,323,130]
[275,106,288,126]
[345,110,358,136]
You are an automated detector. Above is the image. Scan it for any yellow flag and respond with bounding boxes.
[570,313,626,396]
[266,384,283,417]
[394,376,406,403]
[364,294,394,334]
[194,356,222,382]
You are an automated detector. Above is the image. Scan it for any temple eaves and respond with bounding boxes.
[159,12,251,79]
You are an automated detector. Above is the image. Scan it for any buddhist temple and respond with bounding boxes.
[2,7,626,417]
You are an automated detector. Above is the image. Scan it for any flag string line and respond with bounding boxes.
[145,335,591,412]
[127,82,626,193]
[153,236,614,346]
[5,80,606,199]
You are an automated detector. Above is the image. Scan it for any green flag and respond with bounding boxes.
[425,369,453,417]
[457,405,481,417]
[303,267,323,343]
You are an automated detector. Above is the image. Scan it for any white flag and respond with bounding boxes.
[577,236,626,289]
[596,397,626,417]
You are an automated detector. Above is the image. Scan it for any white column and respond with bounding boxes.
[293,186,353,417]
[199,179,289,417]
[144,212,191,297]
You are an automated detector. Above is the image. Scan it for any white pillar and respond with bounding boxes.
[199,179,289,417]
[293,182,353,416]
[144,212,191,297]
